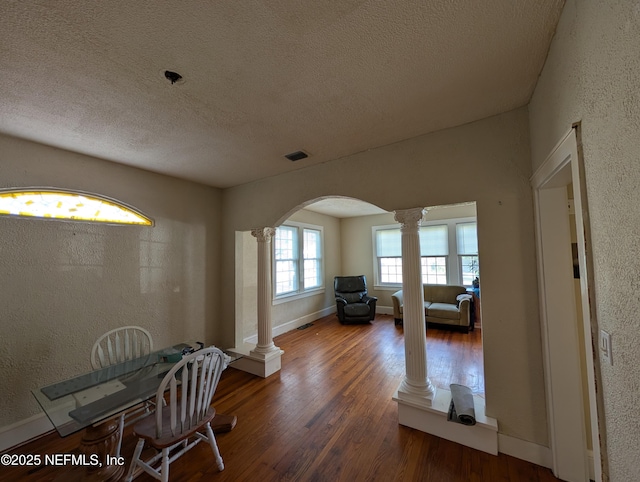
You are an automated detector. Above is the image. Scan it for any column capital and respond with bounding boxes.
[393,208,427,230]
[251,227,276,242]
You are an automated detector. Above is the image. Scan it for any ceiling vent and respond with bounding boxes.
[285,150,309,162]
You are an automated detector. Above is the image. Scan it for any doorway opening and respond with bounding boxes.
[532,126,603,481]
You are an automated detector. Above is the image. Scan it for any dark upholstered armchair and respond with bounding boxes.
[334,275,377,324]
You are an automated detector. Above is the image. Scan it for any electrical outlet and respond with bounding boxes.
[600,330,612,365]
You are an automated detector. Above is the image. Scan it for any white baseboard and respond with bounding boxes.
[243,305,337,344]
[0,413,54,453]
[376,305,394,315]
[497,433,553,469]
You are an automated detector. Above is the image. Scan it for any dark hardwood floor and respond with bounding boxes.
[3,314,559,481]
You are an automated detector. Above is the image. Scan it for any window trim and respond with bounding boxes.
[372,216,477,289]
[273,221,325,304]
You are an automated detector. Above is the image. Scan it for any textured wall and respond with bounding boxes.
[529,1,640,479]
[0,134,222,428]
[222,107,549,445]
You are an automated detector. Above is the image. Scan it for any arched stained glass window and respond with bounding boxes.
[0,188,153,226]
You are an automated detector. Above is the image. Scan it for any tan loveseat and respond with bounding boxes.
[391,284,473,332]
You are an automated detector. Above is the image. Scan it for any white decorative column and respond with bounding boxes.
[393,208,436,407]
[251,227,278,355]
[240,227,282,377]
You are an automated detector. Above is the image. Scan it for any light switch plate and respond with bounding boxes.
[600,329,612,365]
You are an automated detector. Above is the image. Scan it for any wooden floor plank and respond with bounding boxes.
[1,314,560,481]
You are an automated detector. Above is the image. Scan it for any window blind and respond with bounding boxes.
[376,228,402,257]
[419,225,448,256]
[456,222,478,255]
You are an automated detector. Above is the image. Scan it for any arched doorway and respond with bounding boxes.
[233,197,484,398]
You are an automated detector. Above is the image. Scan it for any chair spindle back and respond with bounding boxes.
[91,326,153,369]
[156,347,225,439]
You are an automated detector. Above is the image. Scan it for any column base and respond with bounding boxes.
[395,378,436,408]
[250,343,280,358]
[393,387,498,455]
[227,346,284,378]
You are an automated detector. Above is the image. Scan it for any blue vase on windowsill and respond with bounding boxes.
[471,277,480,297]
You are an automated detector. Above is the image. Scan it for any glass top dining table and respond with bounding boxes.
[32,343,195,437]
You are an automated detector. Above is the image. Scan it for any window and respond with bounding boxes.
[303,228,322,289]
[274,226,297,295]
[0,188,153,225]
[375,224,449,285]
[457,222,479,286]
[376,228,402,284]
[419,225,448,284]
[373,217,478,287]
[274,223,323,298]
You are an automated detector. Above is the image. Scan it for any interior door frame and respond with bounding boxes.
[531,125,603,482]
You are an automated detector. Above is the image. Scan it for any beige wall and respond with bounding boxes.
[529,0,640,478]
[222,107,548,445]
[0,134,223,427]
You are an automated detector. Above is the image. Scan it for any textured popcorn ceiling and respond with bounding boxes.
[0,0,563,188]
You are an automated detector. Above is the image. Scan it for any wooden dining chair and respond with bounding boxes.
[125,347,226,482]
[90,326,154,458]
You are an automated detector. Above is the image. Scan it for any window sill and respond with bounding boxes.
[374,283,471,291]
[273,288,325,305]
[373,284,403,291]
